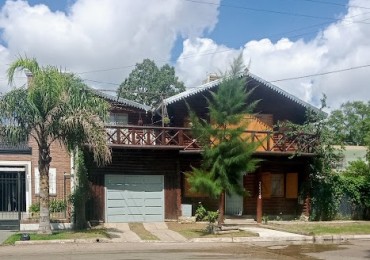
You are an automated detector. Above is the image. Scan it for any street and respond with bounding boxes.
[0,240,369,260]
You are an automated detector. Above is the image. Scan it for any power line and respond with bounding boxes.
[72,2,370,77]
[270,64,370,83]
[76,49,232,75]
[84,63,370,89]
[75,13,370,77]
[183,0,370,24]
[292,0,370,10]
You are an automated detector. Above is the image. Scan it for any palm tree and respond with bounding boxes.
[186,55,260,226]
[0,57,111,234]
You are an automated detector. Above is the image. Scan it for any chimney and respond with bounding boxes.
[203,73,220,84]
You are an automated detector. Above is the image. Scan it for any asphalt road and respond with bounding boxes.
[0,240,369,259]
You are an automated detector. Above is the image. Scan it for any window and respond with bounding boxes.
[261,172,271,198]
[271,174,284,197]
[261,172,298,199]
[109,113,128,125]
[286,173,298,198]
[34,168,56,195]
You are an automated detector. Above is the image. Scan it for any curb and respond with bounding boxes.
[13,234,370,245]
[14,238,111,245]
[313,235,370,242]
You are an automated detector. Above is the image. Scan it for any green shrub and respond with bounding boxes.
[49,199,67,212]
[29,203,40,213]
[195,202,207,221]
[28,199,67,213]
[207,211,219,224]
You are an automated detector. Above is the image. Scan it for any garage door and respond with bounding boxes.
[105,175,164,222]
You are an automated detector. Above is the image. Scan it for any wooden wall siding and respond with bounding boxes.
[164,172,180,219]
[87,174,105,221]
[179,153,309,217]
[166,77,308,128]
[241,115,272,152]
[87,149,180,221]
[179,153,218,214]
[244,197,299,215]
[109,107,153,126]
[243,158,309,216]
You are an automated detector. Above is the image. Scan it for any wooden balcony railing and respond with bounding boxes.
[105,125,317,154]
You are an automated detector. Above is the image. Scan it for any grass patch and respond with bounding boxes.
[128,223,159,240]
[3,229,109,245]
[267,222,370,236]
[167,222,257,239]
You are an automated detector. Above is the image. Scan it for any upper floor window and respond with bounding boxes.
[109,113,128,125]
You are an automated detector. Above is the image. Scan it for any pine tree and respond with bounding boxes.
[186,55,260,226]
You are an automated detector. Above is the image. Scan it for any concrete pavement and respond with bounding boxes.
[106,222,314,243]
[8,222,370,245]
[104,223,141,242]
[240,226,308,238]
[143,222,187,242]
[0,230,13,244]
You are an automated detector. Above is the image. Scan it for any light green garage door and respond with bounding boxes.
[105,175,164,222]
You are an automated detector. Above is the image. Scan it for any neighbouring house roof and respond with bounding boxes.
[0,141,31,154]
[162,71,320,113]
[88,88,151,112]
[333,145,367,170]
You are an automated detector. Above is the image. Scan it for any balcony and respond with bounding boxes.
[105,125,317,154]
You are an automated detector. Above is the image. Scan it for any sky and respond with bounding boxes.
[0,0,369,110]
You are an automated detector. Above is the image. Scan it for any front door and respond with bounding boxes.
[225,176,244,216]
[0,169,26,230]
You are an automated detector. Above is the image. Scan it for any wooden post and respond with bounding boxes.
[218,191,225,226]
[178,129,184,146]
[176,158,182,218]
[256,175,262,224]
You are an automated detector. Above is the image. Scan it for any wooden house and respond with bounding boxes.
[0,71,318,230]
[87,72,318,223]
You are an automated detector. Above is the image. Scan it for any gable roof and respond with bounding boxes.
[88,88,151,112]
[163,71,320,113]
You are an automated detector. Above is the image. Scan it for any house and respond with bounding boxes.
[333,145,367,171]
[86,72,319,224]
[0,71,319,230]
[0,89,151,230]
[0,134,73,230]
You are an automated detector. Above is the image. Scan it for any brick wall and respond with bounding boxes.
[29,138,72,204]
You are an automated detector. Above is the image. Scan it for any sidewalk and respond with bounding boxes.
[10,222,370,245]
[0,230,13,244]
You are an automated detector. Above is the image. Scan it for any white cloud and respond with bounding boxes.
[176,38,240,87]
[1,0,369,109]
[0,0,220,93]
[176,0,370,109]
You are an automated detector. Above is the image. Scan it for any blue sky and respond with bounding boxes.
[0,0,369,108]
[172,0,348,61]
[22,0,348,46]
[20,0,349,60]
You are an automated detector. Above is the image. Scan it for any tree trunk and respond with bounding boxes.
[73,149,88,230]
[38,145,52,234]
[217,191,225,226]
[75,198,87,230]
